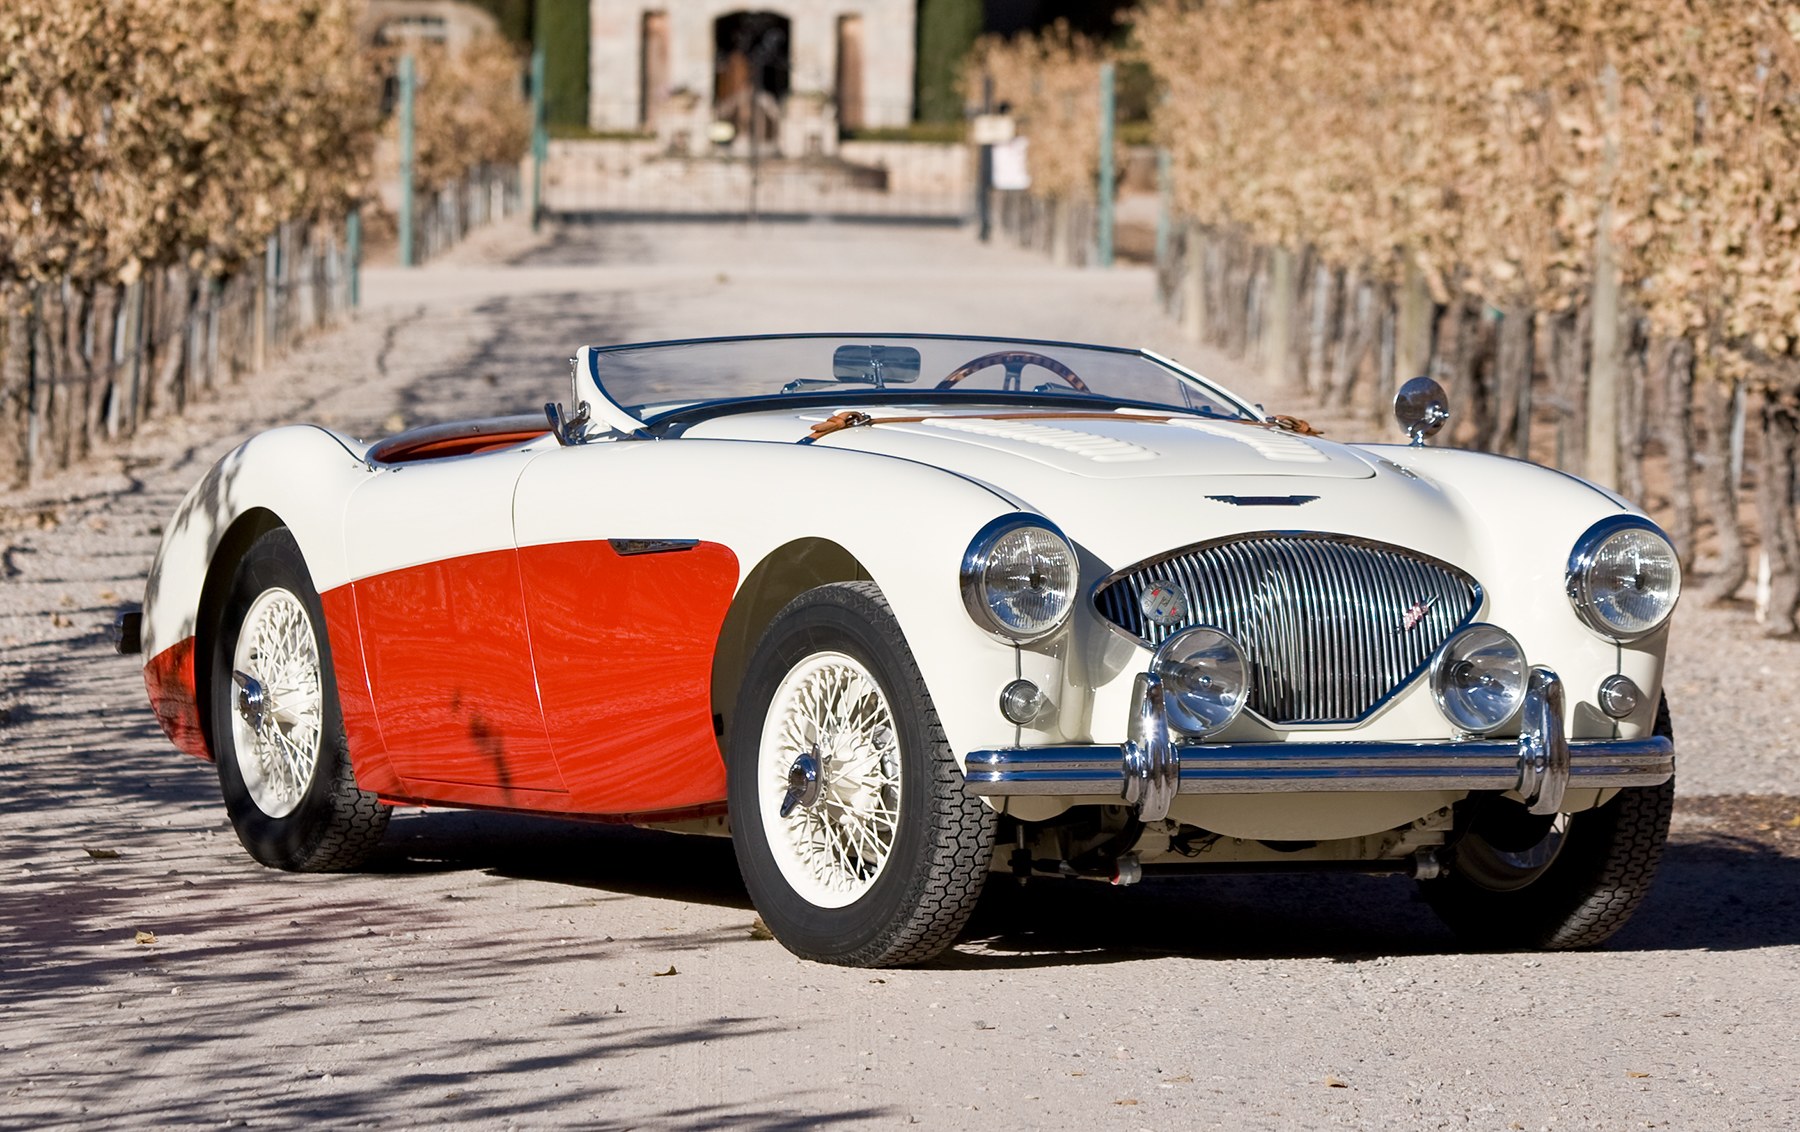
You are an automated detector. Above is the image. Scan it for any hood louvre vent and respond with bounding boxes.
[1094,534,1481,725]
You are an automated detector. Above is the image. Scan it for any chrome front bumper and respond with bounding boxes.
[963,666,1673,822]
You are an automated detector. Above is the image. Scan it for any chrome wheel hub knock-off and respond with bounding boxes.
[780,748,824,818]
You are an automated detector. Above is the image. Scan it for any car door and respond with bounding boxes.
[511,442,739,816]
[341,448,567,802]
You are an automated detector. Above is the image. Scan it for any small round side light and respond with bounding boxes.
[1597,674,1643,720]
[999,679,1046,725]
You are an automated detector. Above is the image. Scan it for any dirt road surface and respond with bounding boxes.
[4,220,1797,1130]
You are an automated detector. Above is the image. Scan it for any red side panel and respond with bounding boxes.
[518,540,739,814]
[144,637,209,761]
[317,584,404,796]
[352,548,567,797]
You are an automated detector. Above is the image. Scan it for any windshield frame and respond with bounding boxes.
[581,332,1261,433]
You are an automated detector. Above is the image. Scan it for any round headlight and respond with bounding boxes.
[1152,626,1249,736]
[1566,518,1682,641]
[1431,624,1526,734]
[960,517,1077,642]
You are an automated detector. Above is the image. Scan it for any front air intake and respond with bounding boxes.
[1093,534,1481,725]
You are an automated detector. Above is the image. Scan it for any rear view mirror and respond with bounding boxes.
[832,344,921,386]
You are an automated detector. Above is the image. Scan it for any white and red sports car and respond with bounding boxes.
[124,334,1680,966]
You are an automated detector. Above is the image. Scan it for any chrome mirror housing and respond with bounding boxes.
[1394,376,1450,446]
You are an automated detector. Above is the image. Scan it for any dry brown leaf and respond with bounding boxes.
[748,917,774,941]
[1627,1070,1651,1079]
[1325,1075,1350,1088]
[134,930,156,945]
[652,965,678,977]
[85,848,120,860]
[1114,1099,1139,1106]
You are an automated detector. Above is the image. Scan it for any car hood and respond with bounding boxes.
[684,407,1491,572]
[819,411,1371,481]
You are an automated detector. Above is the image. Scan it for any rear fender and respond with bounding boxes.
[140,426,375,761]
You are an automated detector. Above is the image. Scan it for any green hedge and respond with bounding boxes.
[538,0,589,129]
[916,0,982,123]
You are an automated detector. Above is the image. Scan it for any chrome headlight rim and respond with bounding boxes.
[959,514,1078,644]
[1151,624,1250,737]
[1429,622,1527,736]
[1565,515,1682,642]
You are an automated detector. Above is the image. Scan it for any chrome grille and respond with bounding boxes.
[1094,534,1480,725]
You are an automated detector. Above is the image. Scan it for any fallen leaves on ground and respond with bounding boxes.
[84,848,119,859]
[748,917,773,941]
[1674,795,1800,854]
[652,965,678,977]
[134,931,156,945]
[1324,1075,1350,1088]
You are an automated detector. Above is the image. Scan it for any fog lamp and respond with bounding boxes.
[1430,624,1526,734]
[1151,626,1249,737]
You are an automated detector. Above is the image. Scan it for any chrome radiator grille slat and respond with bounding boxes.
[1094,534,1481,725]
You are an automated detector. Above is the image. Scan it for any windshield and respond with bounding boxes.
[585,334,1255,426]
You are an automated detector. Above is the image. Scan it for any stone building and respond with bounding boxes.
[585,1,917,153]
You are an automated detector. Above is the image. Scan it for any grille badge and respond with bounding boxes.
[1139,581,1190,628]
[1399,596,1439,632]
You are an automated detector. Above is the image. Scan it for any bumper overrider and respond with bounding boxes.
[963,666,1674,822]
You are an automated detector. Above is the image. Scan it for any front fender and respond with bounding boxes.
[510,439,1036,764]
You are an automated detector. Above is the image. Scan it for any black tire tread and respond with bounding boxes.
[730,581,995,967]
[1423,697,1675,950]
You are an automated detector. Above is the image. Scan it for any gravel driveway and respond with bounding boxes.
[3,219,1796,1130]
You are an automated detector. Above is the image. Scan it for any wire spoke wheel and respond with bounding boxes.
[230,587,324,819]
[210,526,388,872]
[728,582,995,967]
[758,651,902,909]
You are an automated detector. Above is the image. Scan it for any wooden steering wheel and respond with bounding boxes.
[935,350,1092,393]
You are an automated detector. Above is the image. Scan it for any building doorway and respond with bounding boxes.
[713,11,789,143]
